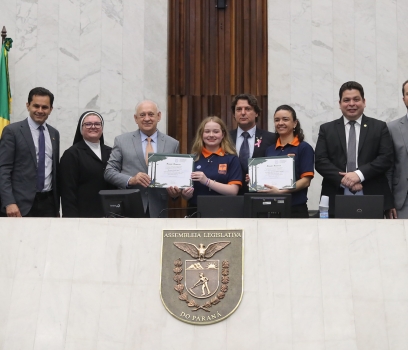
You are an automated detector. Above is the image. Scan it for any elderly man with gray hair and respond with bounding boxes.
[104,100,179,217]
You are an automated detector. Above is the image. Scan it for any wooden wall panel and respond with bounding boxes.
[168,0,268,154]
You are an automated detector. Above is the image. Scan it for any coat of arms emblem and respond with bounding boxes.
[160,230,243,325]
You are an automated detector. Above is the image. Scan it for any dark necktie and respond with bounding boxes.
[37,125,45,192]
[239,131,250,170]
[347,121,356,172]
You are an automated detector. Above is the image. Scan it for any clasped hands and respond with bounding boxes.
[339,171,362,192]
[339,171,397,219]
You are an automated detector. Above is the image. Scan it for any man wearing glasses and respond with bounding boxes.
[105,100,179,217]
[0,87,60,217]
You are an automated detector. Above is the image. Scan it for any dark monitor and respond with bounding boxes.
[99,189,144,218]
[197,195,244,218]
[244,193,291,218]
[334,195,384,219]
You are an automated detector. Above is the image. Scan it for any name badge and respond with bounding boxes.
[218,164,227,174]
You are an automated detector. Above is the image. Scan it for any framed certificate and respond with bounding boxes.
[248,156,296,191]
[147,154,194,188]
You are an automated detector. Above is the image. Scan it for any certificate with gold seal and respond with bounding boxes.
[248,155,296,191]
[147,153,194,188]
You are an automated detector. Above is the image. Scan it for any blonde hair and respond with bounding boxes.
[191,116,237,160]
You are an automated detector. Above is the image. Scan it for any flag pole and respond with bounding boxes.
[0,27,12,137]
[1,27,6,45]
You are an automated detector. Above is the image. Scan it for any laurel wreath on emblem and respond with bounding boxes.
[173,258,230,312]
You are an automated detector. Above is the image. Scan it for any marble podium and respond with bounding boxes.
[1,218,407,350]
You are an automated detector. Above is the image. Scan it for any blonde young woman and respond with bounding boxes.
[168,116,242,207]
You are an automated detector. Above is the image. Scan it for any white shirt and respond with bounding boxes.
[84,139,101,159]
[27,116,53,192]
[235,125,256,157]
[126,130,158,187]
[140,130,158,155]
[343,115,364,195]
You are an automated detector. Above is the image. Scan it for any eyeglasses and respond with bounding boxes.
[83,122,102,129]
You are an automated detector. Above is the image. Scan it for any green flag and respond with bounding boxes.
[0,38,13,138]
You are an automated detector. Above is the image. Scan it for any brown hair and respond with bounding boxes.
[274,105,305,142]
[402,80,408,96]
[231,93,261,122]
[191,116,237,160]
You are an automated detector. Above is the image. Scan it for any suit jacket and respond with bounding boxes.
[230,127,276,194]
[104,129,179,218]
[315,115,394,215]
[0,118,60,216]
[60,139,114,217]
[387,115,408,210]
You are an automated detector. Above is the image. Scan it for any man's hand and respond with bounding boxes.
[181,187,194,200]
[387,208,397,219]
[258,184,280,194]
[128,172,151,187]
[6,204,22,217]
[339,171,361,188]
[350,183,363,192]
[167,186,181,199]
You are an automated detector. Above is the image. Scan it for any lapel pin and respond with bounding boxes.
[364,124,367,127]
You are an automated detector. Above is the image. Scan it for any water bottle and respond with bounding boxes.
[319,196,329,219]
[319,206,329,218]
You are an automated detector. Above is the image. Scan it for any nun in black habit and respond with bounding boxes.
[60,111,115,217]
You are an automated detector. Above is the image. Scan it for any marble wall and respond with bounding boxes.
[1,218,408,349]
[268,0,408,209]
[1,0,168,153]
[1,0,407,209]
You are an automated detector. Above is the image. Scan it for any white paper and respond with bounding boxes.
[148,154,194,188]
[248,156,295,191]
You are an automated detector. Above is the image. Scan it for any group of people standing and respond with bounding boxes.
[1,80,408,219]
[167,95,314,218]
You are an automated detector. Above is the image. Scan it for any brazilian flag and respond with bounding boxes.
[0,38,13,138]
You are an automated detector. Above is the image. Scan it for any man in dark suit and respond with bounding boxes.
[387,80,408,219]
[229,93,276,194]
[315,81,393,217]
[0,87,60,217]
[104,100,179,217]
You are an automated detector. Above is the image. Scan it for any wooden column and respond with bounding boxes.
[167,0,268,217]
